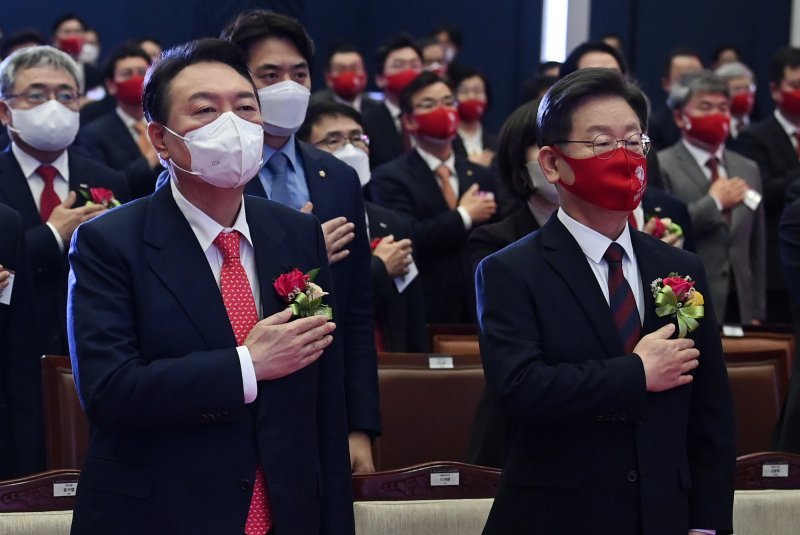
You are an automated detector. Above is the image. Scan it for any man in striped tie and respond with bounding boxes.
[476,68,735,535]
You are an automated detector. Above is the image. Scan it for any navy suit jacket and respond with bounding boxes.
[67,185,354,534]
[0,146,129,354]
[371,149,496,323]
[245,139,380,435]
[75,110,163,200]
[0,203,44,478]
[361,98,404,169]
[477,214,735,534]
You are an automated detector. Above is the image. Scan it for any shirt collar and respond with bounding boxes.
[415,145,456,174]
[262,134,299,173]
[115,107,138,129]
[169,175,253,253]
[333,92,362,112]
[12,142,69,181]
[774,108,798,137]
[557,207,635,266]
[384,98,401,120]
[681,137,725,167]
[457,124,483,143]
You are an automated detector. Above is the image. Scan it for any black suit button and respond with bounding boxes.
[240,479,252,491]
[627,470,638,482]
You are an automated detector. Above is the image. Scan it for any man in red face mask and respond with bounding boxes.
[371,72,496,324]
[310,42,373,112]
[75,44,162,200]
[736,46,800,323]
[478,67,735,535]
[659,70,765,326]
[50,14,103,96]
[361,34,423,169]
[715,61,756,141]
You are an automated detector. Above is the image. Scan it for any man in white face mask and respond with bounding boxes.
[0,45,128,356]
[67,38,354,534]
[223,9,381,476]
[300,102,428,354]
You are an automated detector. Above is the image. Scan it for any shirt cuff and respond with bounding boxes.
[237,346,258,404]
[46,222,65,252]
[690,529,716,534]
[709,194,723,212]
[457,206,472,230]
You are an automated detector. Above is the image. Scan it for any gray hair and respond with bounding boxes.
[0,45,83,97]
[667,70,729,111]
[715,61,755,85]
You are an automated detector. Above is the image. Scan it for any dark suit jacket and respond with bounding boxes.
[78,95,115,127]
[371,149,495,323]
[648,104,681,152]
[366,201,427,352]
[68,186,354,534]
[245,139,380,436]
[643,185,696,253]
[75,110,163,200]
[453,128,498,159]
[361,98,404,169]
[477,214,735,534]
[0,147,129,354]
[0,203,44,478]
[737,114,800,322]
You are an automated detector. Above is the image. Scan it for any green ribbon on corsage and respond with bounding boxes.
[654,286,705,338]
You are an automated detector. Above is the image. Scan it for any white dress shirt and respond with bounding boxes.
[12,142,69,251]
[384,99,402,133]
[457,124,484,155]
[169,177,259,403]
[681,139,728,212]
[415,146,473,229]
[116,106,145,143]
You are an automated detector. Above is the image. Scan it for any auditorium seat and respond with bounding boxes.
[0,469,79,534]
[426,323,477,348]
[431,334,481,356]
[722,330,794,393]
[735,451,800,490]
[374,353,485,471]
[726,358,784,455]
[41,356,89,470]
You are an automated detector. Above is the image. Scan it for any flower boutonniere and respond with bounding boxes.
[650,273,704,337]
[646,215,683,240]
[273,268,333,320]
[79,185,120,208]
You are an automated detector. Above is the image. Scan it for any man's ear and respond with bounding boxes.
[0,101,11,126]
[401,112,416,133]
[148,122,169,160]
[105,78,118,96]
[673,109,687,129]
[375,73,387,90]
[537,146,562,185]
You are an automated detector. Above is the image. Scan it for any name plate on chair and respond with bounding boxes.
[762,463,789,478]
[722,325,745,337]
[53,481,78,496]
[430,471,460,486]
[428,355,454,369]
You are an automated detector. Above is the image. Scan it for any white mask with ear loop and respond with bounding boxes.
[332,143,371,187]
[525,161,559,205]
[7,100,80,151]
[162,111,264,188]
[258,80,311,136]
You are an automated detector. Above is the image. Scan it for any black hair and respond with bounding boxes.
[399,71,452,115]
[323,41,363,72]
[221,9,315,75]
[142,38,256,124]
[375,33,421,73]
[52,13,86,34]
[430,25,463,49]
[770,46,800,85]
[559,41,627,78]
[298,101,363,142]
[0,29,46,59]
[521,75,558,103]
[137,37,163,48]
[497,100,540,200]
[102,43,151,81]
[448,64,492,108]
[536,68,647,148]
[662,47,702,78]
[538,61,562,76]
[711,43,741,64]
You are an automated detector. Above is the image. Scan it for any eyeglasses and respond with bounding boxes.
[314,132,370,152]
[555,132,650,159]
[4,87,81,108]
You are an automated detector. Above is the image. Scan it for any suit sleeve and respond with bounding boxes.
[68,221,246,430]
[24,224,64,274]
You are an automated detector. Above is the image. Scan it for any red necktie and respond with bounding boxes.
[604,243,641,354]
[794,132,800,160]
[213,231,272,535]
[706,157,731,226]
[37,165,61,223]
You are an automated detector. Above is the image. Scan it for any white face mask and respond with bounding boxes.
[78,43,100,65]
[525,161,559,205]
[333,143,371,187]
[8,100,80,151]
[257,80,310,136]
[164,111,264,189]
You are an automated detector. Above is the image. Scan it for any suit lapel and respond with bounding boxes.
[408,150,450,212]
[454,157,478,196]
[672,143,710,196]
[245,197,289,318]
[540,216,622,356]
[766,115,799,166]
[0,148,41,228]
[631,232,675,335]
[142,185,235,349]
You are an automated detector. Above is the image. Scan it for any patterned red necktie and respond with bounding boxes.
[604,243,641,354]
[213,231,271,535]
[37,165,61,223]
[706,157,731,226]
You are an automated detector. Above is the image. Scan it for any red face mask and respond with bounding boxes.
[684,113,730,148]
[329,71,366,101]
[413,106,460,141]
[458,99,486,122]
[553,147,647,212]
[780,89,800,116]
[730,91,755,116]
[115,75,145,106]
[385,69,420,95]
[58,36,84,56]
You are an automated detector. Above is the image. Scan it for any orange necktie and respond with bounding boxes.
[435,164,458,210]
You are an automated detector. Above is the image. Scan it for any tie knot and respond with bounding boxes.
[266,152,289,175]
[706,157,719,172]
[435,164,451,180]
[213,231,241,260]
[604,242,625,264]
[37,165,58,185]
[132,121,146,135]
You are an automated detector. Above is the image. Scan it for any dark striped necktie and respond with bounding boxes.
[603,243,641,354]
